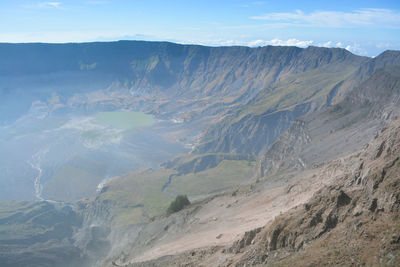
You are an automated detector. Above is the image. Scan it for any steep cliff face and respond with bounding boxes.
[194,102,311,156]
[258,120,311,177]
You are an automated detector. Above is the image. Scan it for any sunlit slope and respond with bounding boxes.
[194,63,361,156]
[92,155,255,226]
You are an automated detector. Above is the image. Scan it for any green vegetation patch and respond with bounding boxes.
[95,159,255,225]
[167,195,190,215]
[166,159,256,196]
[96,169,176,226]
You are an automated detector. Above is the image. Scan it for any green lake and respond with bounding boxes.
[94,111,155,131]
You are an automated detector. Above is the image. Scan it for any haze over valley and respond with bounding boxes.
[1,1,400,266]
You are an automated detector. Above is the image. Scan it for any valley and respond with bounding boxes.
[0,108,186,202]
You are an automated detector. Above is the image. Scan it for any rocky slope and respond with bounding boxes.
[233,117,400,266]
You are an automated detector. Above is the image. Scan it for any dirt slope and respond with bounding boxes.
[112,117,400,267]
[108,129,371,266]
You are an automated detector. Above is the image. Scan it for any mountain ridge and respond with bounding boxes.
[0,41,368,125]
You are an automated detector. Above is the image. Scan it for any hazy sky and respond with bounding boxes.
[1,0,399,56]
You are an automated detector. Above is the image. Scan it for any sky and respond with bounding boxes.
[0,0,399,56]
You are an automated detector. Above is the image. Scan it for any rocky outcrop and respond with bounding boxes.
[229,228,263,254]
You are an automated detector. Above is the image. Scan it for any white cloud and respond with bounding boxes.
[251,8,400,28]
[316,41,368,55]
[343,43,367,55]
[319,41,332,47]
[169,37,315,49]
[44,2,62,8]
[22,1,63,9]
[192,39,243,47]
[248,38,313,48]
[247,38,368,55]
[248,39,266,46]
[218,40,237,46]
